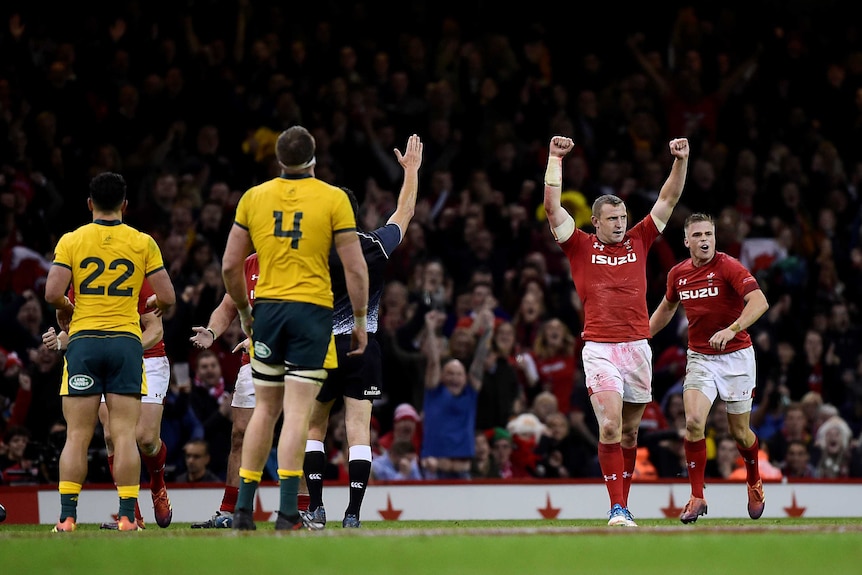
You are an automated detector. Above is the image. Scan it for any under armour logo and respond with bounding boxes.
[593,242,605,251]
[688,461,696,468]
[350,482,364,489]
[622,471,632,479]
[603,473,617,482]
[678,278,688,286]
[251,274,259,280]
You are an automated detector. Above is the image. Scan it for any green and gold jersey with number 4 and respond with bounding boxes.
[52,219,165,337]
[234,174,356,308]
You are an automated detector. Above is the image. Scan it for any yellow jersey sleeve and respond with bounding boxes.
[144,235,166,276]
[332,191,357,234]
[52,233,73,270]
[234,191,250,230]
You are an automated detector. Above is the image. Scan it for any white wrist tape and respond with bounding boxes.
[354,315,368,331]
[551,214,576,243]
[238,305,253,321]
[544,156,562,187]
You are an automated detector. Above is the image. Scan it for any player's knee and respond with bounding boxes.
[599,419,621,441]
[136,433,160,455]
[684,417,706,438]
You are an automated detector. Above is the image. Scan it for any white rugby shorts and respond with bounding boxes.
[684,346,756,414]
[231,363,255,409]
[582,339,652,403]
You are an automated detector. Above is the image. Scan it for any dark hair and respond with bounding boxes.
[89,172,127,211]
[195,348,218,366]
[3,425,31,444]
[276,125,315,168]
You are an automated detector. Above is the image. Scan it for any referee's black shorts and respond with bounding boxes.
[317,334,381,403]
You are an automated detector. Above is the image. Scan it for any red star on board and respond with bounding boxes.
[538,492,561,519]
[784,491,806,517]
[253,492,274,522]
[378,494,403,521]
[661,490,684,518]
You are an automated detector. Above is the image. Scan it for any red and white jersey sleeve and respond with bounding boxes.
[666,252,760,354]
[241,254,260,366]
[559,215,660,342]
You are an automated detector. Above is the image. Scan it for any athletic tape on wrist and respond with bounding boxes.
[354,315,368,331]
[544,157,562,187]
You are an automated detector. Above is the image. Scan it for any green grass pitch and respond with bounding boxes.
[2,518,861,575]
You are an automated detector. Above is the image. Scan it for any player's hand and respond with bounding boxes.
[232,338,250,354]
[669,138,689,160]
[239,315,253,338]
[56,302,73,333]
[347,325,368,356]
[42,327,59,351]
[549,136,575,158]
[708,327,736,352]
[237,305,253,337]
[146,294,168,317]
[393,133,423,170]
[190,326,215,349]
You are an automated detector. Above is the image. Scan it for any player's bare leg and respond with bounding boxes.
[54,395,100,532]
[234,382,283,531]
[105,393,143,530]
[98,403,146,529]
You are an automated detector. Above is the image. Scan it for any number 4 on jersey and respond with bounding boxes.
[273,211,303,248]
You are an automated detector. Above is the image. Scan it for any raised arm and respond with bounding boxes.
[386,134,424,232]
[542,136,577,241]
[423,311,442,389]
[334,231,369,356]
[627,33,671,96]
[649,296,680,338]
[467,309,494,392]
[650,138,690,230]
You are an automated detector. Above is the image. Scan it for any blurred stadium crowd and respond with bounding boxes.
[1,1,861,485]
